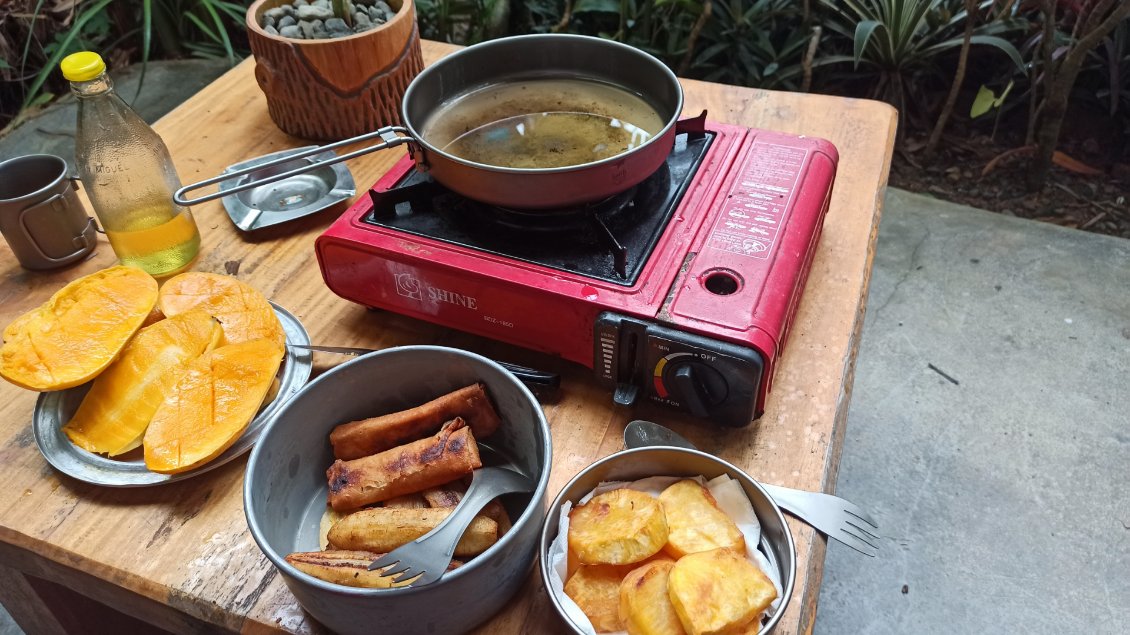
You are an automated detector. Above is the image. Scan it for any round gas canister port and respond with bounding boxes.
[701,269,743,295]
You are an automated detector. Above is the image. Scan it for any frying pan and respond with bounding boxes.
[174,34,684,210]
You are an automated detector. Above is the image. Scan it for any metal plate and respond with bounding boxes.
[219,146,356,232]
[32,304,313,487]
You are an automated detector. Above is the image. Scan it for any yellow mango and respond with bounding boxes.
[157,272,285,350]
[144,339,284,474]
[1,265,158,391]
[62,310,223,455]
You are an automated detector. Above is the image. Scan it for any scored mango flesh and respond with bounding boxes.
[144,338,284,474]
[62,309,224,456]
[157,272,285,350]
[1,265,158,391]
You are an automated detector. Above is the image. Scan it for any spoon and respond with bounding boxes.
[622,420,881,556]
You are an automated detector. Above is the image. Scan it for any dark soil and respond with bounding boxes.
[890,119,1130,240]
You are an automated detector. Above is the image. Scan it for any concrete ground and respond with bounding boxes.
[815,188,1130,634]
[2,65,1129,632]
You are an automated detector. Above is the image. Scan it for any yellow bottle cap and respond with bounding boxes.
[60,51,106,82]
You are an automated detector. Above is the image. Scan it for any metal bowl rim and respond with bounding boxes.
[537,445,798,633]
[243,344,553,598]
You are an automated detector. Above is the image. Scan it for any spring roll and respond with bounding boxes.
[422,481,513,537]
[382,493,429,509]
[327,507,498,557]
[330,383,501,460]
[327,420,481,512]
[285,550,462,588]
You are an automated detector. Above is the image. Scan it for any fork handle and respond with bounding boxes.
[757,482,810,520]
[404,469,531,563]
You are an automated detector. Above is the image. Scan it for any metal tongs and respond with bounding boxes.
[172,126,414,207]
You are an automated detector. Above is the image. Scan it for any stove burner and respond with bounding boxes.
[362,131,715,285]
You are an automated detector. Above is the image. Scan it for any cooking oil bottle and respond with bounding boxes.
[61,51,200,276]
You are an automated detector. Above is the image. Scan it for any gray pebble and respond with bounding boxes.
[278,14,297,28]
[375,1,394,16]
[298,18,316,38]
[264,24,279,35]
[367,6,383,20]
[313,0,332,8]
[312,21,329,38]
[297,4,333,19]
[294,0,308,6]
[264,7,286,20]
[354,12,372,28]
[280,4,295,16]
[262,15,276,28]
[279,24,302,38]
[325,17,349,32]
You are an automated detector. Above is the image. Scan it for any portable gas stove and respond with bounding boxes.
[315,115,838,427]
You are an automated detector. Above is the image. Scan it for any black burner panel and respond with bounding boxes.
[363,131,715,286]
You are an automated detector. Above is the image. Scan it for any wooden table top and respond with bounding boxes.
[0,40,895,634]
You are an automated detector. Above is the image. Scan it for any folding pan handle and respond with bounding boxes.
[172,126,415,207]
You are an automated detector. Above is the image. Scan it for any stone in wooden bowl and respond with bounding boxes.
[246,0,424,141]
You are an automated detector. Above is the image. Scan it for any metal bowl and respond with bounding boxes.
[243,345,552,635]
[539,447,797,633]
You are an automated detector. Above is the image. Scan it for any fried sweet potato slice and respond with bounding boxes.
[285,550,462,589]
[143,338,284,473]
[327,507,498,557]
[658,479,745,558]
[566,564,638,632]
[62,309,223,455]
[330,383,501,460]
[157,271,285,350]
[667,548,776,635]
[1,265,158,391]
[619,560,687,635]
[326,420,481,512]
[569,489,668,565]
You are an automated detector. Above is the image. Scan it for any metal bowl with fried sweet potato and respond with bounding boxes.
[539,447,797,634]
[243,345,552,635]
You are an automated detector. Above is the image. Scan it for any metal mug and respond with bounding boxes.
[0,154,97,270]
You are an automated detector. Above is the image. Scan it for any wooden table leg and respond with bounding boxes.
[0,563,67,635]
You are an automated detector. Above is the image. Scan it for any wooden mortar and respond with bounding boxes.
[246,0,424,141]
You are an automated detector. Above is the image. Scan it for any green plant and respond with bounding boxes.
[416,0,509,44]
[690,0,811,89]
[817,0,1025,115]
[1026,0,1130,188]
[9,0,249,113]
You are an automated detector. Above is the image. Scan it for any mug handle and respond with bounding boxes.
[17,193,94,264]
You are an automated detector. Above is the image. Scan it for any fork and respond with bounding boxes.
[622,419,881,557]
[367,466,535,586]
[756,482,881,557]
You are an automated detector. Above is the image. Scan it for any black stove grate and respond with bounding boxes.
[362,131,714,286]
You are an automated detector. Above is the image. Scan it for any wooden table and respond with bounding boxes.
[0,40,895,634]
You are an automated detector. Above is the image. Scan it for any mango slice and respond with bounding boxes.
[1,266,158,391]
[144,339,284,474]
[62,310,224,456]
[157,272,285,350]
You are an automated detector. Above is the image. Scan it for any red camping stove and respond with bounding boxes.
[315,116,838,427]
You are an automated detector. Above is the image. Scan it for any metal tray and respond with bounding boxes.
[32,304,314,487]
[219,146,356,232]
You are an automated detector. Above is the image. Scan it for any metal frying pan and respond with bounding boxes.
[174,34,684,211]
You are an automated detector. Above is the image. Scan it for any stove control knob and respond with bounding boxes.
[665,361,728,418]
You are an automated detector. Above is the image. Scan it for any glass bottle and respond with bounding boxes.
[61,51,201,276]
